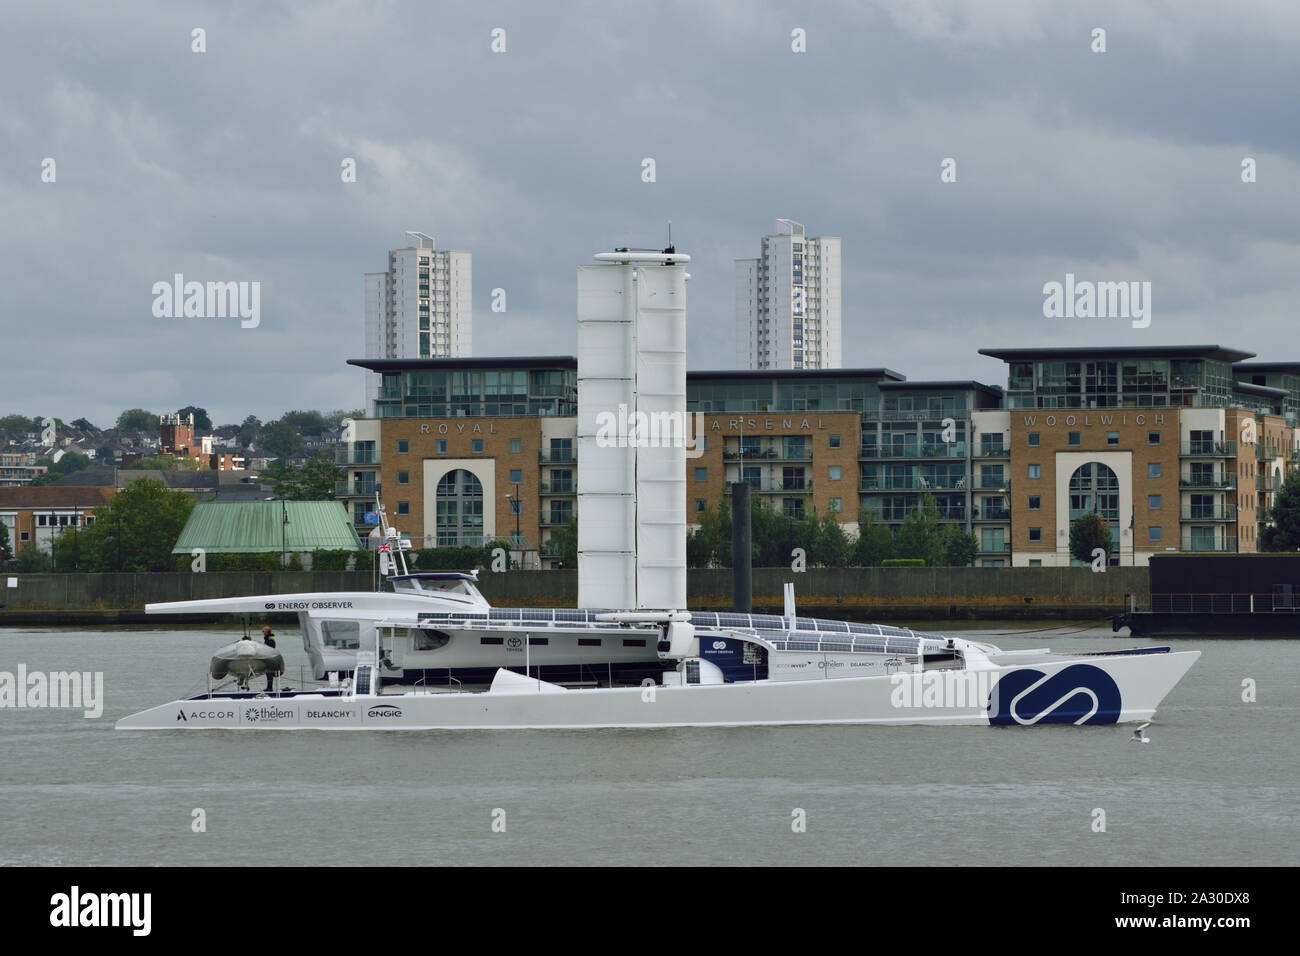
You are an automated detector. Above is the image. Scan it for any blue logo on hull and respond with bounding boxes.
[988,664,1121,726]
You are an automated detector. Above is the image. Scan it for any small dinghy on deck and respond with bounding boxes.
[209,639,284,690]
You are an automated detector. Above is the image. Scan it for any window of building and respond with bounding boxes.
[1028,495,1041,510]
[828,466,841,481]
[1028,559,1042,567]
[1106,432,1119,445]
[509,469,522,484]
[434,470,482,545]
[1148,462,1161,478]
[510,438,522,454]
[509,499,521,515]
[20,531,29,541]
[828,434,841,449]
[397,501,410,516]
[695,499,706,513]
[1028,527,1042,542]
[695,467,707,482]
[1068,432,1081,446]
[828,497,842,513]
[1027,432,1040,447]
[1149,526,1163,542]
[1148,431,1161,445]
[397,440,409,454]
[397,470,410,485]
[1148,494,1161,509]
[1027,464,1041,479]
[471,439,484,453]
[436,440,448,454]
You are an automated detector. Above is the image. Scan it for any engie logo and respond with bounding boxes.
[987,664,1122,726]
[50,886,151,936]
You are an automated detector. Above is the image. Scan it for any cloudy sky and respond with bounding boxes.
[3,0,1298,428]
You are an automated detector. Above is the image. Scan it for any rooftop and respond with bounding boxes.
[980,345,1255,364]
[172,501,362,554]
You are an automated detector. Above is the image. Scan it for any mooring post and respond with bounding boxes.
[732,482,752,613]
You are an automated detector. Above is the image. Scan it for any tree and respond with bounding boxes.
[687,499,732,568]
[236,415,262,447]
[1261,469,1300,551]
[69,417,99,432]
[808,509,851,567]
[548,516,578,568]
[176,406,213,432]
[264,454,341,500]
[325,409,366,430]
[52,478,194,572]
[0,414,37,438]
[853,512,894,566]
[1069,512,1112,564]
[278,410,330,437]
[15,543,46,573]
[116,408,156,432]
[939,522,979,567]
[261,420,304,460]
[0,522,10,563]
[893,495,944,566]
[122,454,202,471]
[29,452,93,485]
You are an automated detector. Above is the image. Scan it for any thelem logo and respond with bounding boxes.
[0,666,103,718]
[50,886,151,936]
[1042,273,1151,328]
[151,273,260,328]
[594,404,705,459]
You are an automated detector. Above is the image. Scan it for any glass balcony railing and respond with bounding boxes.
[335,480,380,497]
[1180,535,1238,553]
[1179,440,1235,457]
[1179,474,1236,490]
[1180,505,1237,521]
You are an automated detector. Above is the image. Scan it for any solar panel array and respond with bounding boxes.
[411,608,950,655]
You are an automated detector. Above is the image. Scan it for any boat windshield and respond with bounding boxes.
[390,576,484,601]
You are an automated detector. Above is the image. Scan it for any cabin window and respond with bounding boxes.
[414,628,451,650]
[623,639,646,647]
[578,638,601,646]
[321,620,361,649]
[480,636,504,645]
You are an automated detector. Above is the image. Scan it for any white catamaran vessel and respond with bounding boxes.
[117,248,1201,732]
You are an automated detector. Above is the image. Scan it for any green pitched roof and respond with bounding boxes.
[172,501,362,554]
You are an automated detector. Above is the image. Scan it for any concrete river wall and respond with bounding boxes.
[0,567,1147,624]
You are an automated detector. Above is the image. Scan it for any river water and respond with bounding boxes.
[0,623,1294,866]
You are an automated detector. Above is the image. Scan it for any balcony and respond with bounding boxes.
[723,447,812,462]
[335,480,380,497]
[978,475,1010,490]
[1180,505,1238,521]
[335,447,380,466]
[1179,474,1236,490]
[858,476,968,491]
[539,482,575,495]
[1179,440,1236,457]
[859,444,967,459]
[539,450,577,464]
[1179,535,1238,553]
[974,446,1009,458]
[1256,445,1280,460]
[1256,474,1281,493]
[978,543,1011,554]
[747,478,814,494]
[539,515,573,528]
[971,507,1011,522]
